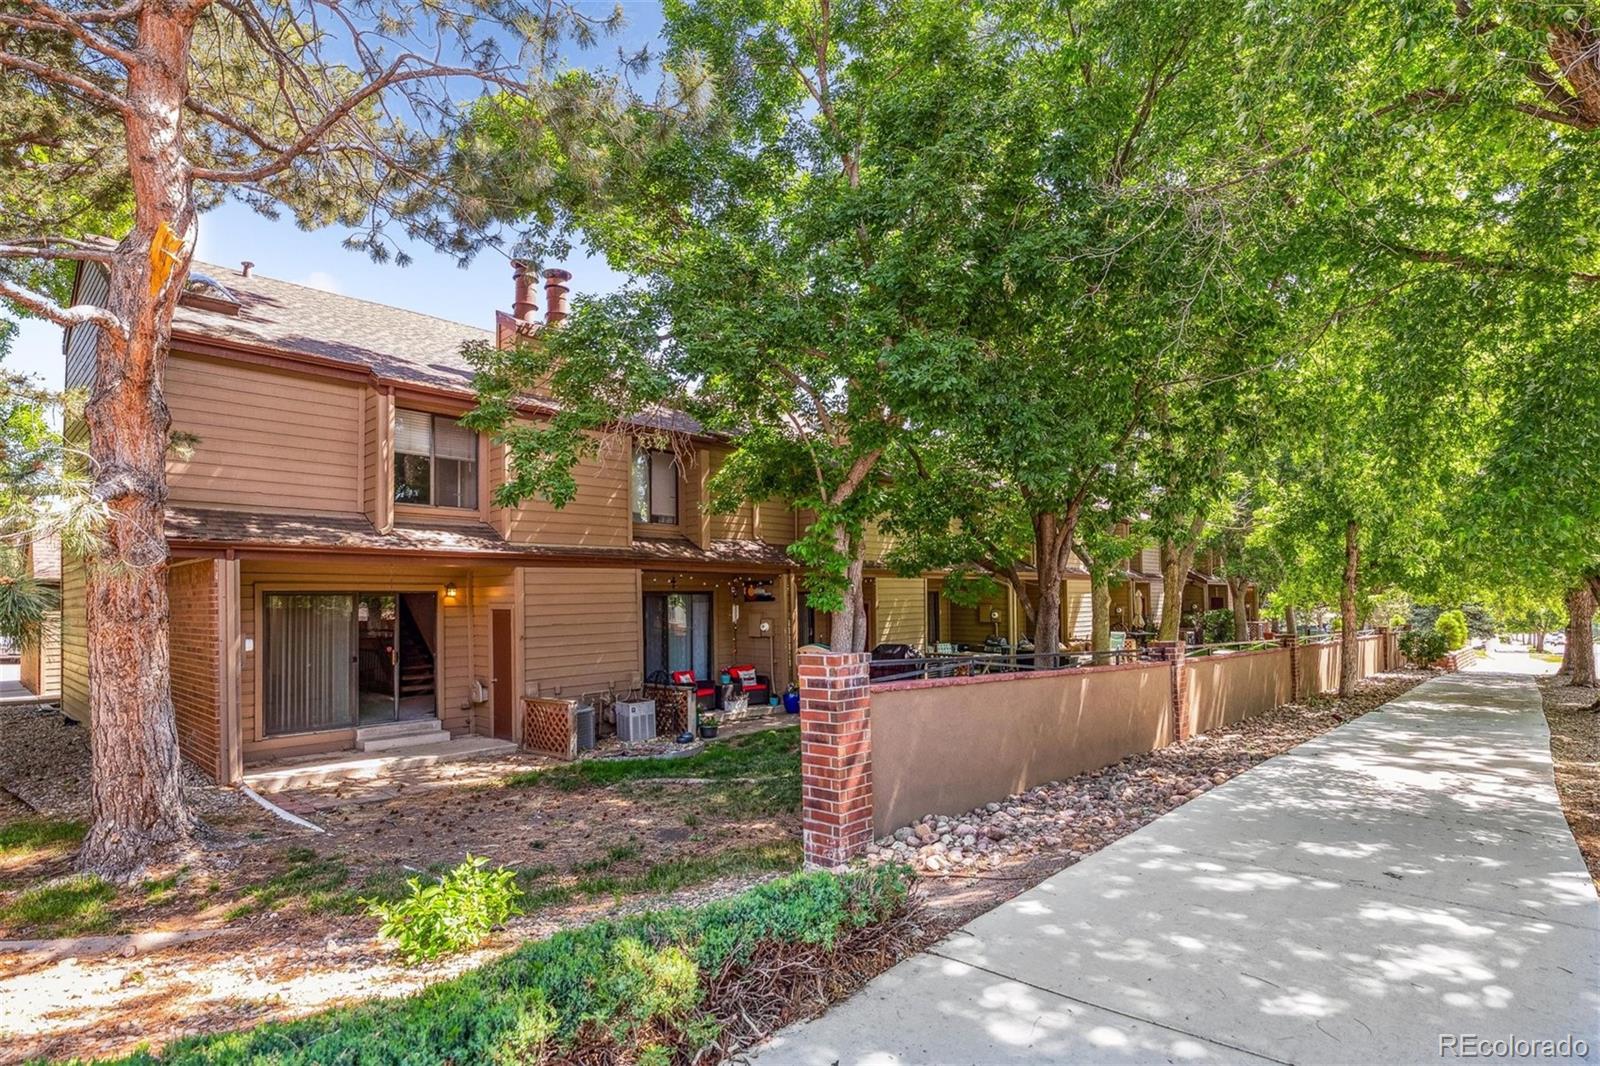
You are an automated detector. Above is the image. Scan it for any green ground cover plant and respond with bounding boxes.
[110,865,916,1065]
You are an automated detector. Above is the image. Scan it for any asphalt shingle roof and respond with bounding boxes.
[170,261,704,436]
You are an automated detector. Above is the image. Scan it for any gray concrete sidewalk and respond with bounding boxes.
[749,668,1600,1064]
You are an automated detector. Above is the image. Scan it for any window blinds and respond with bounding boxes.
[433,417,476,461]
[395,409,433,456]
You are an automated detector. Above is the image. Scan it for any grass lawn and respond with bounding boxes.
[507,724,802,818]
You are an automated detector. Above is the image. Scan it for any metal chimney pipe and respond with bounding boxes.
[543,268,572,325]
[512,261,539,325]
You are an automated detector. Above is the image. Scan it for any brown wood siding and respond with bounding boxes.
[362,387,393,528]
[165,353,363,513]
[522,567,639,701]
[471,570,517,736]
[874,577,926,647]
[169,560,223,780]
[238,560,487,763]
[60,554,89,721]
[500,431,631,547]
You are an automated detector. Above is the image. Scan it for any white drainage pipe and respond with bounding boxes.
[240,784,326,834]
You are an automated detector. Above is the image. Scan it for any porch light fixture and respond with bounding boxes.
[444,582,458,602]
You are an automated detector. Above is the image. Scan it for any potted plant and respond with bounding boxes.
[698,714,720,739]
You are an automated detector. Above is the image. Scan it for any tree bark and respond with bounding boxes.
[1228,575,1249,642]
[826,524,867,653]
[77,0,202,881]
[1564,583,1596,687]
[1339,519,1359,698]
[1156,525,1203,641]
[1090,568,1111,663]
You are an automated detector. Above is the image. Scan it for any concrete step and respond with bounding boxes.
[360,731,449,753]
[353,719,440,743]
[243,737,520,793]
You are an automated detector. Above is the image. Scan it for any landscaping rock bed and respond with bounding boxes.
[0,704,247,820]
[870,669,1432,877]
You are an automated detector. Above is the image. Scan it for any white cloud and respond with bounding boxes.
[298,270,343,294]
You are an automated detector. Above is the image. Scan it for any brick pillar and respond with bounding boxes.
[1151,640,1189,743]
[798,650,873,869]
[1281,633,1300,702]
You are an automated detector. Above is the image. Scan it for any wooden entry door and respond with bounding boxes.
[491,608,514,740]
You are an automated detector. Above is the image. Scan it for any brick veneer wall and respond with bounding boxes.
[168,561,222,780]
[799,651,872,869]
[523,696,577,760]
[1150,640,1189,742]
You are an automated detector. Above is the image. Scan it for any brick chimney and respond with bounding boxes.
[512,261,539,325]
[543,268,572,326]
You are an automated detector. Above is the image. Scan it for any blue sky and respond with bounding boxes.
[8,0,666,389]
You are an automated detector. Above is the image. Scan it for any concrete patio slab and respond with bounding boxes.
[748,662,1600,1064]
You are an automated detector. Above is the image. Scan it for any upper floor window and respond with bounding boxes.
[395,410,478,509]
[631,449,678,525]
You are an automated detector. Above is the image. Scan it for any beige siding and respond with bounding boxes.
[238,561,482,763]
[1139,547,1160,573]
[522,567,640,700]
[60,554,89,721]
[861,521,900,565]
[753,500,796,545]
[165,354,363,513]
[501,432,631,547]
[20,603,61,699]
[64,263,109,392]
[1064,577,1092,641]
[947,587,1010,649]
[874,577,926,647]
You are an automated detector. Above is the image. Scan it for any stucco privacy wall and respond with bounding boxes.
[1184,648,1292,736]
[870,662,1172,836]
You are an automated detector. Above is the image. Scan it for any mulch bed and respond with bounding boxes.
[1539,676,1600,893]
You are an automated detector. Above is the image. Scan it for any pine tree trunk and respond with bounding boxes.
[1339,520,1360,698]
[1090,569,1111,663]
[78,2,201,881]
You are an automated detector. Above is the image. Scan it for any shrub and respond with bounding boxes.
[1435,609,1469,651]
[125,865,916,1065]
[367,854,523,962]
[1400,629,1449,664]
[1200,609,1235,644]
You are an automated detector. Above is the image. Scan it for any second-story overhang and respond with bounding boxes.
[165,506,796,573]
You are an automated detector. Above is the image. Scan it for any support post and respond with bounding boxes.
[1281,633,1301,703]
[798,650,873,869]
[1151,640,1189,743]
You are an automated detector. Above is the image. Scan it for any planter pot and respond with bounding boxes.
[783,690,801,714]
[699,724,720,739]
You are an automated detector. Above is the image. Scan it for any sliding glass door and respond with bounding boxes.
[262,591,439,736]
[262,593,357,735]
[643,592,712,681]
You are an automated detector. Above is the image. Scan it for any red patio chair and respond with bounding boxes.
[726,663,770,704]
[670,669,718,707]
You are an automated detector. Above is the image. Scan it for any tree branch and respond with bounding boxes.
[14,0,139,66]
[0,48,132,114]
[0,239,115,262]
[0,277,126,336]
[189,60,515,183]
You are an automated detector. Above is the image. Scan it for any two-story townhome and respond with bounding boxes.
[54,258,1260,784]
[57,260,810,783]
